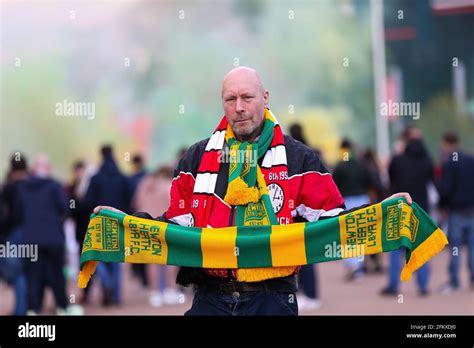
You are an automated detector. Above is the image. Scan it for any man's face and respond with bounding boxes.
[441,140,456,156]
[222,71,269,139]
[74,166,85,179]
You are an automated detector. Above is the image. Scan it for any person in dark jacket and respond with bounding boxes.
[333,139,373,281]
[85,146,130,212]
[127,154,149,287]
[381,133,434,296]
[362,148,385,273]
[66,160,92,304]
[85,145,129,306]
[0,153,30,315]
[437,132,474,293]
[289,123,321,311]
[128,154,147,209]
[333,139,373,199]
[15,154,69,314]
[388,138,434,211]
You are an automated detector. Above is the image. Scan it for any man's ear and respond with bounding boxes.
[263,90,269,107]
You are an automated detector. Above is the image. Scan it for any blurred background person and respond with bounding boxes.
[128,153,149,289]
[0,153,30,315]
[16,154,70,314]
[437,132,474,293]
[333,138,373,281]
[132,165,182,307]
[66,160,93,304]
[85,145,129,307]
[128,154,148,199]
[289,123,321,311]
[380,128,434,297]
[362,148,385,274]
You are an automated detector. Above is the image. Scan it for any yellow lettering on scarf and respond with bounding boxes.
[124,215,168,264]
[339,203,383,258]
[201,226,238,268]
[82,215,120,252]
[270,223,307,266]
[386,203,419,242]
[400,203,419,242]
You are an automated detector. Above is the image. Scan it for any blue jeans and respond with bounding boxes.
[447,210,474,287]
[1,228,27,315]
[96,262,122,304]
[158,265,168,291]
[298,265,318,299]
[25,245,68,312]
[185,289,298,316]
[387,248,430,292]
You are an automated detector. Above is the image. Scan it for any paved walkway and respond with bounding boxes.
[1,248,472,315]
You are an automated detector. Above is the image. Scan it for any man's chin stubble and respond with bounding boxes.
[235,128,259,142]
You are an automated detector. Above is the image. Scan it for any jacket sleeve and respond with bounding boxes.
[291,149,346,222]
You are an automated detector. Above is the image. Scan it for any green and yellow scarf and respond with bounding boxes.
[78,197,448,288]
[223,108,279,226]
[222,109,295,281]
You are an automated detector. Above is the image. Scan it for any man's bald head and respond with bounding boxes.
[221,67,264,97]
[221,66,269,141]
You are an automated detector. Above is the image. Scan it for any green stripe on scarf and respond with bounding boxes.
[165,224,203,267]
[77,198,448,288]
[236,225,272,268]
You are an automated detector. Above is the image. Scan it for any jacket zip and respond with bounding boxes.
[228,206,235,226]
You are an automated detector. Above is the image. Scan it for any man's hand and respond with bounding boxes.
[93,206,125,214]
[383,192,413,205]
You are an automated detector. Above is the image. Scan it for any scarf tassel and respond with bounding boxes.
[77,261,98,289]
[224,177,260,205]
[400,228,448,281]
[236,266,297,282]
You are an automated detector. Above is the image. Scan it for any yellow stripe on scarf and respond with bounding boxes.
[201,226,238,268]
[270,223,307,266]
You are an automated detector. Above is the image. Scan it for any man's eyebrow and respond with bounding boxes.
[240,91,256,96]
[222,91,256,99]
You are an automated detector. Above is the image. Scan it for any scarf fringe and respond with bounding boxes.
[236,266,297,282]
[77,261,98,289]
[400,228,448,281]
[224,177,260,205]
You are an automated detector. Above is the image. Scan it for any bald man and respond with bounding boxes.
[94,67,412,315]
[221,67,268,142]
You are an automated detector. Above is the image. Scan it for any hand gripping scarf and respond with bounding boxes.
[77,197,448,288]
